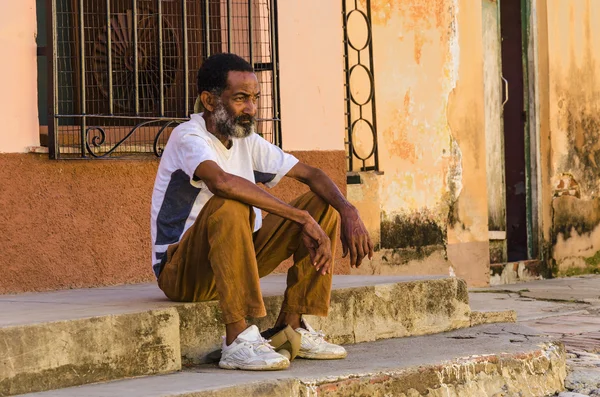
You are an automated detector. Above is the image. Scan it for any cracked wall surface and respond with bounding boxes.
[545,0,600,275]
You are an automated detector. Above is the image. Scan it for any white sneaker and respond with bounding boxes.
[295,320,348,360]
[219,325,290,370]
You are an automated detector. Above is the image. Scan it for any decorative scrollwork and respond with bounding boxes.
[85,119,184,158]
[153,121,181,157]
[86,126,107,148]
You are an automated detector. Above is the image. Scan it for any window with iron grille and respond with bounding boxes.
[342,0,379,172]
[44,0,280,159]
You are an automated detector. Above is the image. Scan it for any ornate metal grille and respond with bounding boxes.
[342,0,379,172]
[46,0,280,159]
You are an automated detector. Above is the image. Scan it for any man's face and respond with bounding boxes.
[213,71,260,139]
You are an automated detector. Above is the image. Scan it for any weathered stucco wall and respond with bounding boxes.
[277,1,345,152]
[0,0,40,152]
[0,151,347,294]
[445,0,489,286]
[350,0,489,286]
[545,0,600,275]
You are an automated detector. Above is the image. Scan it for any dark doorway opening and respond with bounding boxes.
[500,0,528,261]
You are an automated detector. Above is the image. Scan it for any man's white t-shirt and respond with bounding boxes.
[150,113,299,277]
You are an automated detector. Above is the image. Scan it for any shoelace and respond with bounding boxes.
[303,329,326,343]
[243,337,275,353]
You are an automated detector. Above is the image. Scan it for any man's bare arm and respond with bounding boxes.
[286,162,374,268]
[194,160,332,273]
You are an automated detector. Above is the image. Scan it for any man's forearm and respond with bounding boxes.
[287,162,373,267]
[303,169,355,216]
[213,173,310,225]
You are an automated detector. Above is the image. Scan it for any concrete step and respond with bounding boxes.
[0,275,513,396]
[21,323,566,397]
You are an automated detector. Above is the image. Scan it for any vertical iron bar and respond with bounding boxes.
[269,0,281,147]
[248,0,254,65]
[106,0,113,114]
[204,0,211,58]
[133,0,139,114]
[182,0,189,114]
[342,0,353,171]
[79,0,86,158]
[48,0,58,159]
[157,0,164,116]
[227,0,232,52]
[366,0,379,171]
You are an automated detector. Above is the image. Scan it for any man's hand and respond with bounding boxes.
[301,215,332,275]
[286,162,373,270]
[340,206,374,268]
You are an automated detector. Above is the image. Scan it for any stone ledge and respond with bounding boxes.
[298,344,565,397]
[20,324,566,397]
[0,308,181,397]
[1,276,485,395]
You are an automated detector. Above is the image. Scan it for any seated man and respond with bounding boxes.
[151,53,373,371]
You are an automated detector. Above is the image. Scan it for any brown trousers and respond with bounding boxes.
[157,191,339,324]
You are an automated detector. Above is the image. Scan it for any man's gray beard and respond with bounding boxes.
[213,102,255,138]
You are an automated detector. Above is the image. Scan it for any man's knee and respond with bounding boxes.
[204,197,255,231]
[209,196,252,217]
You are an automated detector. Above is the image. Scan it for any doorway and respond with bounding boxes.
[500,0,528,262]
[483,0,534,264]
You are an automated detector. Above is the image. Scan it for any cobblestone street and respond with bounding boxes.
[470,275,600,396]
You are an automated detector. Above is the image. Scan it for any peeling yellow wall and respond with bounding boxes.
[370,0,458,215]
[548,0,600,198]
[352,0,489,286]
[445,0,489,286]
[544,0,600,274]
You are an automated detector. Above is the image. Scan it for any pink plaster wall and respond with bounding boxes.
[277,1,346,152]
[0,0,39,152]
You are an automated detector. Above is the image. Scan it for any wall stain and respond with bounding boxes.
[547,0,600,277]
[561,109,600,194]
[552,196,600,276]
[445,136,464,229]
[414,32,426,64]
[385,90,417,161]
[365,0,454,65]
[585,250,600,267]
[380,245,445,265]
[367,0,447,29]
[554,2,600,198]
[552,197,600,240]
[381,209,445,250]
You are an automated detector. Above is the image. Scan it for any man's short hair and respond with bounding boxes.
[196,53,254,96]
